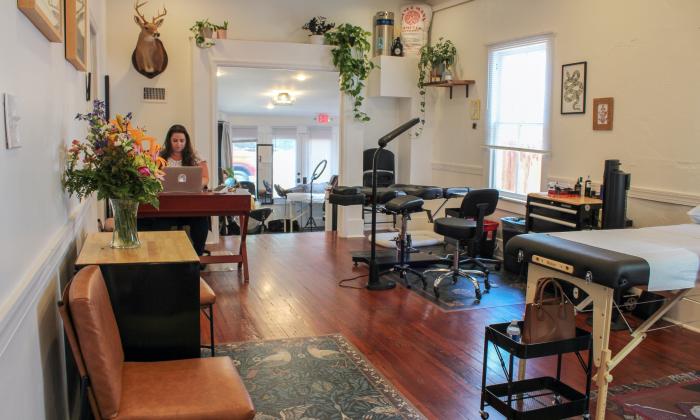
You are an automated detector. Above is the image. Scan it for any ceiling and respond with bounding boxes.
[217,67,340,117]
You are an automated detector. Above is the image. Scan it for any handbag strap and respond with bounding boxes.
[535,278,567,305]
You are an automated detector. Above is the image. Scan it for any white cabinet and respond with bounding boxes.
[367,56,419,98]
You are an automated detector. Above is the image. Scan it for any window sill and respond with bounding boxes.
[497,195,527,215]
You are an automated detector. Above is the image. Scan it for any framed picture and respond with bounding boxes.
[593,97,614,130]
[18,0,64,42]
[561,61,587,114]
[65,0,88,71]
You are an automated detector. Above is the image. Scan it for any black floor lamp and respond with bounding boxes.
[366,118,420,291]
[303,159,327,231]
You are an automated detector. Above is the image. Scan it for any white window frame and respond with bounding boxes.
[485,33,553,201]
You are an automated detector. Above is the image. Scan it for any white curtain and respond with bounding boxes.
[220,122,233,181]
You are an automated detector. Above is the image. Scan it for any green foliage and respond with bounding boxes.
[415,38,457,136]
[324,23,375,122]
[189,19,217,48]
[302,16,335,35]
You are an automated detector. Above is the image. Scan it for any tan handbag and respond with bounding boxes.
[522,278,576,344]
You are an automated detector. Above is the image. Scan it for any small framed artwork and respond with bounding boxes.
[17,0,64,42]
[65,0,88,71]
[593,97,614,130]
[561,61,587,114]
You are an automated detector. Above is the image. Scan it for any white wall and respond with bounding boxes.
[106,0,403,150]
[426,0,700,327]
[0,0,106,418]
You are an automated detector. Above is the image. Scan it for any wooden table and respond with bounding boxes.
[138,192,252,281]
[76,231,200,361]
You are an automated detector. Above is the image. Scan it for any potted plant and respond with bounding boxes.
[324,23,375,121]
[189,19,217,48]
[216,21,229,39]
[303,16,335,45]
[63,100,165,248]
[415,37,457,135]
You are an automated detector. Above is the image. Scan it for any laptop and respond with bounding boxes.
[161,166,203,193]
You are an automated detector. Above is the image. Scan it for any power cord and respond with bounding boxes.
[338,273,368,289]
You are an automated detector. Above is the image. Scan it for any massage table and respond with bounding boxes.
[284,192,326,232]
[505,224,700,419]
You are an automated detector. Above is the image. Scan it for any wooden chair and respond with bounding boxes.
[58,265,254,420]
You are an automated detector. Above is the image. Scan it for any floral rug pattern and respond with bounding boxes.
[213,335,426,420]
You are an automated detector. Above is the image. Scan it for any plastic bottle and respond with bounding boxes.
[506,320,521,342]
[574,177,582,196]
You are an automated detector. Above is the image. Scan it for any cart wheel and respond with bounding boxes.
[479,410,489,419]
[353,262,358,267]
[552,394,562,405]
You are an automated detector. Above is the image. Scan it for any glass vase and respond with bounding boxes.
[109,198,140,249]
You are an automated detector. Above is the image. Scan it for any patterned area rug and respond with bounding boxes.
[391,268,526,312]
[213,334,426,420]
[592,371,700,419]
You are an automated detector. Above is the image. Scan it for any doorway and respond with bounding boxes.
[216,66,341,234]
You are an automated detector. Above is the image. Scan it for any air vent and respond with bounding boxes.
[143,87,166,103]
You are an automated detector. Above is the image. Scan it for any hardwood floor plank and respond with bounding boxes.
[200,232,700,419]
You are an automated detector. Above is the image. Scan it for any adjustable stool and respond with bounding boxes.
[425,217,489,302]
[381,195,427,289]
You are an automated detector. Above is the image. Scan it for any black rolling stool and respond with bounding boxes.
[425,217,488,302]
[381,195,427,289]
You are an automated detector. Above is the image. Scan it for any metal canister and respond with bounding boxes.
[373,11,394,57]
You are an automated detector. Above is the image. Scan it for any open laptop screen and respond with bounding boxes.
[161,167,203,193]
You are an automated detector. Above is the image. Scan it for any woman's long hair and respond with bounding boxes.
[161,124,197,166]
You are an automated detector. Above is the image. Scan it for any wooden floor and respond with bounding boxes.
[202,232,700,420]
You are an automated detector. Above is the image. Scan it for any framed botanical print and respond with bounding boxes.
[593,97,614,130]
[65,0,88,71]
[18,0,64,42]
[561,61,587,114]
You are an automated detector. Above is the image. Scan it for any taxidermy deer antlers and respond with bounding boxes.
[132,1,168,78]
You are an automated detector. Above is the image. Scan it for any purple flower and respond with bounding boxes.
[137,166,151,177]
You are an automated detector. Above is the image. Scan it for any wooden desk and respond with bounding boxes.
[139,192,252,281]
[76,231,200,361]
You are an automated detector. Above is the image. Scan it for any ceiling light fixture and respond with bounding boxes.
[272,92,295,106]
[295,74,308,82]
[266,103,275,110]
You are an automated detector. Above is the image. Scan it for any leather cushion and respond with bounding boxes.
[443,187,470,198]
[445,208,461,218]
[389,184,444,200]
[69,266,124,419]
[332,186,363,195]
[360,187,406,204]
[385,195,424,214]
[199,278,216,306]
[329,192,365,206]
[434,217,477,240]
[118,357,255,420]
[505,233,650,289]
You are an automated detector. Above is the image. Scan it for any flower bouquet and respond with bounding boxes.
[63,100,165,248]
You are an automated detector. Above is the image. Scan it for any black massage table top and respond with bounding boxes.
[506,233,650,290]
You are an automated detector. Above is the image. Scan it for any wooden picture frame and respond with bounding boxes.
[18,0,64,42]
[561,61,587,114]
[65,0,88,71]
[593,97,614,130]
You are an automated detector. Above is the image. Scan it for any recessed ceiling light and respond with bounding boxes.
[272,92,295,106]
[295,74,308,82]
[266,103,275,110]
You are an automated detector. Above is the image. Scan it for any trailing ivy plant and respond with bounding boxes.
[324,24,375,121]
[416,38,457,136]
[190,19,217,48]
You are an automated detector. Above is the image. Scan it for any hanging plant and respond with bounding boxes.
[416,38,457,136]
[189,19,217,48]
[324,23,376,121]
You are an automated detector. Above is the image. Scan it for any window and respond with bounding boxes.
[487,35,552,199]
[306,127,334,183]
[272,127,298,196]
[230,127,257,184]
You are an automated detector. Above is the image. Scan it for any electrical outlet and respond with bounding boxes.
[469,99,481,121]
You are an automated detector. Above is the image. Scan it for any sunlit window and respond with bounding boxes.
[487,35,552,199]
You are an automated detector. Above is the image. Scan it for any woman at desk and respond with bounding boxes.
[138,124,210,256]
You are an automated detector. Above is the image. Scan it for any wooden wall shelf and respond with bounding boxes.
[424,80,475,99]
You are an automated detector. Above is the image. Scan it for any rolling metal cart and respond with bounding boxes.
[480,322,593,419]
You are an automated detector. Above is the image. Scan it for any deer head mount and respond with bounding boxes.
[131,1,168,79]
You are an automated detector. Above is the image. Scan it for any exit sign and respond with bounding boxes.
[316,113,330,124]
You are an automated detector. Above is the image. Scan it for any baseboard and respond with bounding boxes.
[0,198,93,358]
